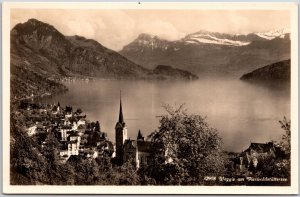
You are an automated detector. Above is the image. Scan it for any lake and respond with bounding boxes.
[39,78,290,152]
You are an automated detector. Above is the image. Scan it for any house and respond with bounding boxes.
[77,124,86,136]
[236,142,282,172]
[123,139,136,162]
[72,118,86,130]
[66,132,81,155]
[136,140,153,167]
[64,119,72,126]
[22,101,113,163]
[59,125,72,141]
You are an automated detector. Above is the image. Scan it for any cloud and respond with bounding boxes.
[93,10,136,50]
[66,20,95,38]
[137,20,185,41]
[11,9,290,51]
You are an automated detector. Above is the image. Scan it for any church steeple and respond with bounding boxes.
[118,90,124,124]
[137,130,144,141]
[115,90,127,165]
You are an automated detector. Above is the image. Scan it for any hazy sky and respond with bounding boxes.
[11,9,290,50]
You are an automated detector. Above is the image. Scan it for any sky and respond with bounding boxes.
[11,9,290,51]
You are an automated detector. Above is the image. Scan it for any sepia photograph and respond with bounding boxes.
[2,2,298,194]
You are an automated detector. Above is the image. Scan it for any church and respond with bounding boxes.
[115,93,154,168]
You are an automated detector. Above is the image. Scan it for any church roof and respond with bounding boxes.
[115,91,126,129]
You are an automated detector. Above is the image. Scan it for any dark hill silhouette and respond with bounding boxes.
[240,59,290,88]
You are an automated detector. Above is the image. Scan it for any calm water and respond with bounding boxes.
[39,79,290,152]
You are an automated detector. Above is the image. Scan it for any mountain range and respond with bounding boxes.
[10,18,291,101]
[120,29,290,77]
[10,19,197,101]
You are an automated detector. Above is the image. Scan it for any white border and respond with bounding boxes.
[2,2,299,194]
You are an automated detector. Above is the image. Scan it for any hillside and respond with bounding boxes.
[151,65,199,80]
[120,30,290,77]
[11,19,151,79]
[240,59,290,85]
[11,19,198,100]
[11,52,67,102]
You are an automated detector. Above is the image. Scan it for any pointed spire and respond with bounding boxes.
[137,129,144,141]
[118,90,124,123]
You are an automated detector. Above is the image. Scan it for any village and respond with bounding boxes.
[18,98,159,169]
[20,101,114,163]
[17,98,289,177]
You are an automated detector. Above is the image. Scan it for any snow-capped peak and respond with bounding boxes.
[129,33,171,51]
[182,32,250,46]
[255,28,290,40]
[182,28,290,46]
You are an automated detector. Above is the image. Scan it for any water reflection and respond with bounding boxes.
[38,78,290,152]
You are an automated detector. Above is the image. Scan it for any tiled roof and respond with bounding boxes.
[247,142,274,153]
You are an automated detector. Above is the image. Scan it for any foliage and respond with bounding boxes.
[10,100,292,186]
[147,104,225,185]
[248,116,291,183]
[10,112,49,184]
[255,153,290,178]
[112,159,140,185]
[95,121,101,132]
[10,103,142,185]
[76,108,83,114]
[278,116,291,155]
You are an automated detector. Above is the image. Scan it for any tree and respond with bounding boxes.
[76,108,83,114]
[10,112,50,185]
[148,104,225,185]
[253,117,291,184]
[279,116,291,155]
[68,156,100,185]
[95,121,101,132]
[42,133,60,164]
[111,159,140,185]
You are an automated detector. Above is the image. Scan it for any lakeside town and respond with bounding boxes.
[10,95,291,185]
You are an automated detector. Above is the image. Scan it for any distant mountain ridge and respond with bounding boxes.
[124,28,290,48]
[120,29,290,76]
[11,19,198,101]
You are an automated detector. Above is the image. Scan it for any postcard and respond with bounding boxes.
[2,2,298,194]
